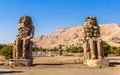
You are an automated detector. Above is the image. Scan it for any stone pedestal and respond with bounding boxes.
[9,59,33,67]
[85,59,109,67]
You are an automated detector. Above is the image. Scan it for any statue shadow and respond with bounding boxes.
[0,70,23,74]
[31,63,64,66]
[31,63,81,67]
[109,62,120,67]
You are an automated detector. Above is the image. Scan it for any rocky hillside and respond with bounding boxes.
[32,23,120,49]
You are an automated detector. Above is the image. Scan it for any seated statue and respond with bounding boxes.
[82,16,104,60]
[13,16,34,59]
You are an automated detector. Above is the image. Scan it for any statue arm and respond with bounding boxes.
[16,34,21,39]
[23,26,34,40]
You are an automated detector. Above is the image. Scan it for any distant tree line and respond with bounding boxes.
[0,41,120,59]
[66,46,83,53]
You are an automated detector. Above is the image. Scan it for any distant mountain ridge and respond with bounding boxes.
[32,23,120,49]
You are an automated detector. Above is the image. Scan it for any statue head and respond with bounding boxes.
[18,16,33,30]
[18,16,34,37]
[85,16,98,26]
[83,16,100,38]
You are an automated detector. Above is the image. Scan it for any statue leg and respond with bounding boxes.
[13,40,16,59]
[83,40,91,61]
[28,41,33,59]
[22,39,29,59]
[83,41,89,59]
[89,39,97,59]
[15,38,22,59]
[97,39,104,59]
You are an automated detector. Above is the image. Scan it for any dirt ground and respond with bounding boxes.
[0,56,120,75]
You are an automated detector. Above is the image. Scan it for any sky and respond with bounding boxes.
[0,0,120,43]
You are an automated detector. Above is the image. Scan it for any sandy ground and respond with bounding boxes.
[0,56,120,75]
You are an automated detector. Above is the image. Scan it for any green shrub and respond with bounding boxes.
[33,47,46,52]
[33,47,40,52]
[77,47,83,53]
[39,47,46,51]
[103,41,111,56]
[66,46,83,53]
[0,44,5,49]
[53,47,58,51]
[113,47,120,56]
[110,46,117,54]
[0,46,13,59]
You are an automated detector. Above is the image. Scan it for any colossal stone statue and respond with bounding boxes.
[82,16,104,61]
[12,16,34,66]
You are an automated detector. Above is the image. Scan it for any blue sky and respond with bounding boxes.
[0,0,120,43]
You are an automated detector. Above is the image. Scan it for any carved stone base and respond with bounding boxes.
[84,59,109,67]
[9,59,33,67]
